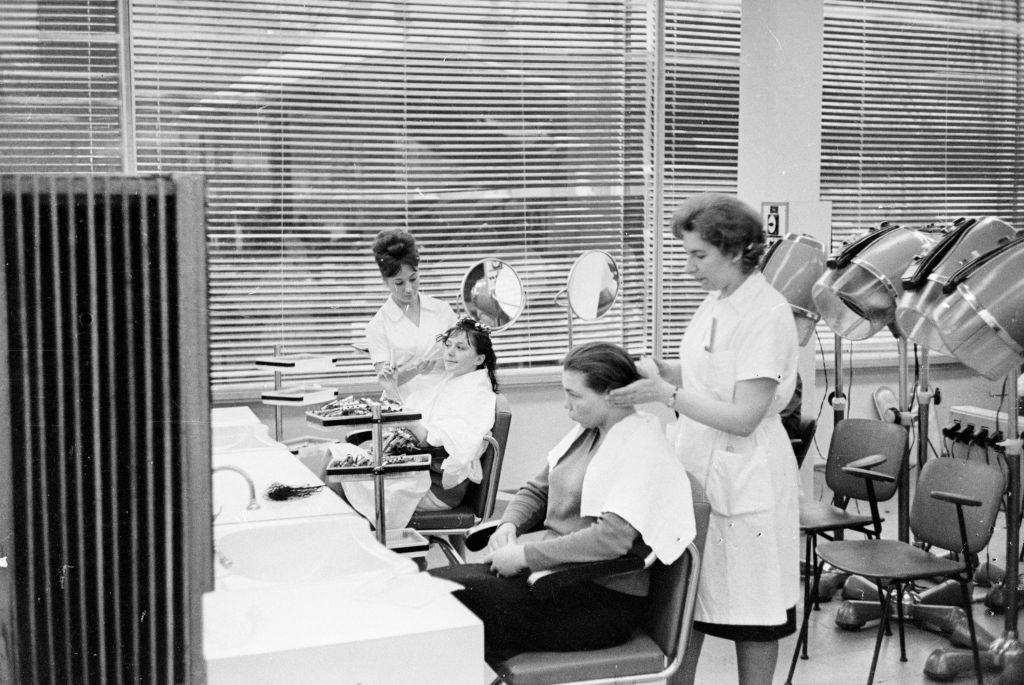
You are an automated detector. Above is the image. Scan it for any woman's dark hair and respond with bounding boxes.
[670,192,766,274]
[437,317,499,392]
[372,229,420,278]
[562,342,640,394]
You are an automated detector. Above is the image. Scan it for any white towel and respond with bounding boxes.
[547,411,696,564]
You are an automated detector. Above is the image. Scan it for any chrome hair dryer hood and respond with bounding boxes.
[761,233,826,347]
[811,223,940,341]
[931,235,1024,380]
[895,217,1019,354]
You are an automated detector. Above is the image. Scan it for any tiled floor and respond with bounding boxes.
[428,462,1024,684]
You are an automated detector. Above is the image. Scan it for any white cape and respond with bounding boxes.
[546,411,695,564]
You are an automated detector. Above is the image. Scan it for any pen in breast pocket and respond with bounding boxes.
[704,317,717,352]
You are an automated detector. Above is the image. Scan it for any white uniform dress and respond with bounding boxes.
[364,292,457,398]
[673,270,800,627]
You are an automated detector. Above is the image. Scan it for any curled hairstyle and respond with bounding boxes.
[437,317,499,392]
[562,342,640,394]
[670,193,766,274]
[372,229,420,279]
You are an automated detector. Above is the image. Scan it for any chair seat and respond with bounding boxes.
[799,499,881,534]
[407,503,476,531]
[817,539,965,582]
[489,632,667,685]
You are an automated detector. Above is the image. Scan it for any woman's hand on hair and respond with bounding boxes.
[484,542,528,577]
[607,377,674,407]
[635,357,662,380]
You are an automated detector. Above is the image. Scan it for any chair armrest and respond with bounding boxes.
[847,454,887,470]
[931,490,982,508]
[842,454,895,482]
[527,555,648,600]
[465,520,505,551]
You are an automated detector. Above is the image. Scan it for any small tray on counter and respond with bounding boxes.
[385,528,430,558]
[324,452,430,478]
[306,409,422,427]
[305,395,420,426]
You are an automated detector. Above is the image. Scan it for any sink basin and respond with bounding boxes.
[215,517,415,588]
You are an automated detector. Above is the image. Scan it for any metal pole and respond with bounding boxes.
[832,336,847,426]
[371,401,387,544]
[897,336,910,543]
[273,344,283,443]
[993,370,1023,675]
[916,346,931,471]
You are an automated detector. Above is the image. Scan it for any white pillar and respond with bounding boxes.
[739,0,828,472]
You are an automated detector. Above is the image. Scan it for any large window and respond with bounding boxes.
[2,0,743,397]
[129,0,664,394]
[8,1,1023,395]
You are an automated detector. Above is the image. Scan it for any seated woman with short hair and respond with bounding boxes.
[430,341,695,657]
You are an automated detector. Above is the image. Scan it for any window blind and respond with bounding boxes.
[659,0,741,355]
[820,0,1024,361]
[0,1,122,173]
[129,0,665,394]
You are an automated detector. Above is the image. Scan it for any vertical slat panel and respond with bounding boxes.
[117,180,141,682]
[100,176,126,683]
[64,174,92,685]
[137,180,159,681]
[174,172,212,685]
[30,176,58,685]
[1,176,31,683]
[0,176,16,684]
[46,172,73,683]
[2,173,208,685]
[84,175,110,685]
[155,176,175,684]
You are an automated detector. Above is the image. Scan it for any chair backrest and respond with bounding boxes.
[825,418,907,503]
[911,457,1004,555]
[465,393,512,520]
[643,473,711,657]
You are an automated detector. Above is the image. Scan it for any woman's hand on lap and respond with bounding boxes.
[484,543,528,577]
[487,522,518,551]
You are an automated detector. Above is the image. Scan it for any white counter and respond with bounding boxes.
[204,406,484,684]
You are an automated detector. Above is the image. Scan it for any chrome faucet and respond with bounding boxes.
[213,465,261,510]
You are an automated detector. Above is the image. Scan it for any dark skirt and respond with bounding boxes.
[427,447,469,508]
[694,605,798,642]
[430,562,645,659]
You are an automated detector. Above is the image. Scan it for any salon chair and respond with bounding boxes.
[463,474,711,685]
[786,418,907,684]
[406,393,512,565]
[815,457,1004,685]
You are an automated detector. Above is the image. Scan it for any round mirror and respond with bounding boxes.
[460,258,525,332]
[567,250,620,321]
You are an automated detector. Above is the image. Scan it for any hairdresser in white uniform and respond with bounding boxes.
[365,229,457,399]
[608,193,799,685]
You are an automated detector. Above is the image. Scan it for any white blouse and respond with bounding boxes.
[403,369,496,488]
[364,291,457,398]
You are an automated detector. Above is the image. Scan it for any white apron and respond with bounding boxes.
[673,272,800,626]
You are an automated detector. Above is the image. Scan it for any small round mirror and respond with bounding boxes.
[567,251,620,321]
[460,259,525,332]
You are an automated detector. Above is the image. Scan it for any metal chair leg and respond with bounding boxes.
[958,579,984,685]
[786,557,819,684]
[431,536,466,566]
[866,588,894,685]
[896,582,907,662]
